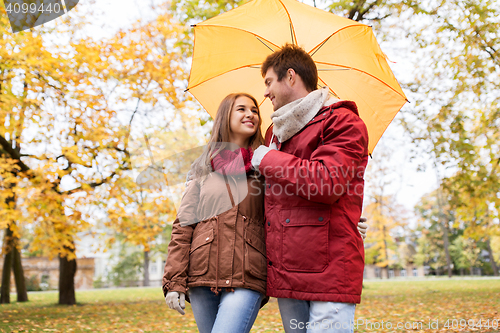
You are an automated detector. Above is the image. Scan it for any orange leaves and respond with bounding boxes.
[1,1,189,264]
[356,279,500,333]
[1,279,499,332]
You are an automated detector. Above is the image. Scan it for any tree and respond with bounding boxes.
[0,158,28,303]
[449,236,469,276]
[414,228,448,275]
[323,0,404,22]
[363,143,409,276]
[1,2,187,304]
[395,0,500,277]
[171,0,250,23]
[364,194,407,274]
[449,236,484,276]
[109,241,143,287]
[96,175,174,286]
[415,188,456,276]
[397,242,416,269]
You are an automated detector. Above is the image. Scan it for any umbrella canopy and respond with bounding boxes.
[187,0,408,153]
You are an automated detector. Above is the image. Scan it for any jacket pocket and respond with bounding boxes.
[245,228,267,281]
[188,228,213,276]
[280,208,329,273]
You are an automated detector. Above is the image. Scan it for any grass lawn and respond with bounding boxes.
[1,278,499,332]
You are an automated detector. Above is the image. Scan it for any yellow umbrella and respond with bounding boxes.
[187,0,408,154]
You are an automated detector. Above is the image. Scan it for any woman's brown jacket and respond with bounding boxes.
[162,171,267,298]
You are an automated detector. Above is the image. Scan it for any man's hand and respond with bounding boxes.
[357,217,368,240]
[251,143,277,170]
[165,291,186,315]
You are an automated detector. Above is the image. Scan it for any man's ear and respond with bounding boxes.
[287,68,297,86]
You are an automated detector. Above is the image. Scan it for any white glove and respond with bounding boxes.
[165,291,186,315]
[251,144,277,170]
[357,217,368,240]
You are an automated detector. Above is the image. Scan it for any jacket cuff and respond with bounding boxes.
[259,149,279,173]
[251,145,275,170]
[162,280,187,297]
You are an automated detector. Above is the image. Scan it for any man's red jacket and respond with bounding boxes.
[261,100,368,303]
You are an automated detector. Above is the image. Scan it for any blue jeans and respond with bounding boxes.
[278,298,355,333]
[188,287,264,333]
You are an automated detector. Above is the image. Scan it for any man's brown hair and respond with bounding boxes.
[261,43,318,92]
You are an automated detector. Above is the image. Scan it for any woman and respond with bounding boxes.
[163,93,267,333]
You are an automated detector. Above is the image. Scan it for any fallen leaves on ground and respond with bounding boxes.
[0,278,499,332]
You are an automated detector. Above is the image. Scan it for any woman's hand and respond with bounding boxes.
[165,291,186,315]
[357,217,368,240]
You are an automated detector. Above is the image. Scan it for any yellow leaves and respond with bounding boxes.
[60,146,87,166]
[363,194,406,266]
[0,280,498,332]
[492,236,500,264]
[357,279,500,333]
[1,1,193,269]
[97,174,175,251]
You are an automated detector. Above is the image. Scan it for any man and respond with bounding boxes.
[251,44,369,333]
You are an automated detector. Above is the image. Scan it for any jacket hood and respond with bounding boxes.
[325,99,360,117]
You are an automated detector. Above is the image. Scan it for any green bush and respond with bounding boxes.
[25,274,42,291]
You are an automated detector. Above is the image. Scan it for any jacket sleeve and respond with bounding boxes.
[259,109,368,205]
[177,179,201,226]
[162,181,199,296]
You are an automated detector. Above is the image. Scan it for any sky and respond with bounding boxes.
[25,0,438,215]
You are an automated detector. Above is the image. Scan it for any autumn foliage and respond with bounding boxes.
[1,0,499,310]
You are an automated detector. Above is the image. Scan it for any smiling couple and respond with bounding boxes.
[163,44,369,333]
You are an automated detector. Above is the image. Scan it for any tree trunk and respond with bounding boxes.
[1,227,14,304]
[434,173,452,278]
[59,252,77,305]
[485,238,499,276]
[441,221,452,277]
[382,225,390,279]
[0,251,13,304]
[12,245,28,302]
[143,250,150,287]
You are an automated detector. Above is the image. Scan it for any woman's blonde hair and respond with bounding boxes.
[191,93,265,179]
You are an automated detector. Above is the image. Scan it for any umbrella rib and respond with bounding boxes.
[310,35,333,57]
[277,0,297,45]
[187,64,264,90]
[318,77,340,99]
[315,61,408,101]
[256,37,275,52]
[194,24,281,51]
[308,24,367,56]
[319,65,407,152]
